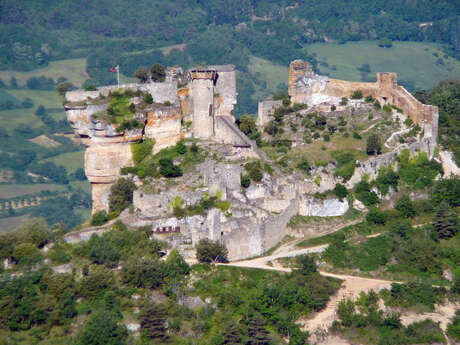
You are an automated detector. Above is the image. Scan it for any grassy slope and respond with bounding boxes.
[307,41,460,90]
[0,58,88,88]
[248,55,289,102]
[42,150,85,174]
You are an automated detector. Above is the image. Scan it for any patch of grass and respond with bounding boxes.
[0,214,29,233]
[0,184,66,199]
[248,55,289,93]
[0,58,88,87]
[42,150,85,174]
[307,41,460,90]
[0,90,66,131]
[70,180,91,195]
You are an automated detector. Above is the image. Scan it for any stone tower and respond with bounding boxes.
[189,68,217,139]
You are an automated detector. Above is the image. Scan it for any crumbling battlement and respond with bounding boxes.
[288,60,439,143]
[65,64,255,213]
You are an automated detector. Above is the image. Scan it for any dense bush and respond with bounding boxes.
[355,180,378,206]
[245,160,264,182]
[159,158,183,177]
[108,178,137,213]
[196,239,228,263]
[395,195,417,218]
[351,90,363,99]
[333,183,348,200]
[91,210,109,226]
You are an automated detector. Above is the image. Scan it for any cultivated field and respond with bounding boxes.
[306,41,460,90]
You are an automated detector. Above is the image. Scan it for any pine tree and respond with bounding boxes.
[223,321,242,345]
[246,316,271,345]
[433,203,459,239]
[139,302,169,342]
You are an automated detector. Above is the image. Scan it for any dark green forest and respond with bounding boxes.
[1,0,460,115]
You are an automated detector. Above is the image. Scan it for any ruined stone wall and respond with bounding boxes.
[208,65,237,118]
[257,99,283,127]
[65,81,178,104]
[288,60,439,143]
[261,198,299,252]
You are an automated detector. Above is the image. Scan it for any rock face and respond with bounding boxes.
[299,196,349,217]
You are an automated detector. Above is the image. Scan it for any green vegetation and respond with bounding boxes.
[426,79,460,165]
[171,192,231,218]
[123,140,205,179]
[196,239,229,263]
[108,178,137,214]
[333,291,445,345]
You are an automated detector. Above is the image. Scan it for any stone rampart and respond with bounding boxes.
[65,81,178,104]
[288,60,439,144]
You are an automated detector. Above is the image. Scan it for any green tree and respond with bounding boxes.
[150,63,166,82]
[196,239,228,263]
[432,203,459,239]
[80,265,115,298]
[74,309,127,345]
[91,210,108,226]
[222,321,242,345]
[239,115,257,135]
[134,66,149,83]
[246,316,272,345]
[333,183,348,200]
[395,195,417,218]
[366,134,381,155]
[109,178,137,213]
[12,242,41,265]
[139,302,169,342]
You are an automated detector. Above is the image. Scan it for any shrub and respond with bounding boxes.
[196,239,228,263]
[340,97,348,106]
[373,99,381,109]
[395,195,417,218]
[109,178,137,213]
[297,158,310,174]
[355,180,378,206]
[323,134,330,141]
[85,85,97,91]
[351,90,363,99]
[150,63,166,82]
[366,207,387,225]
[331,105,336,111]
[366,134,381,155]
[175,140,187,155]
[350,131,361,140]
[143,93,153,104]
[245,161,264,182]
[241,174,250,188]
[159,158,183,178]
[333,184,348,200]
[131,139,154,164]
[134,66,149,83]
[365,95,374,103]
[91,210,109,226]
[383,104,392,113]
